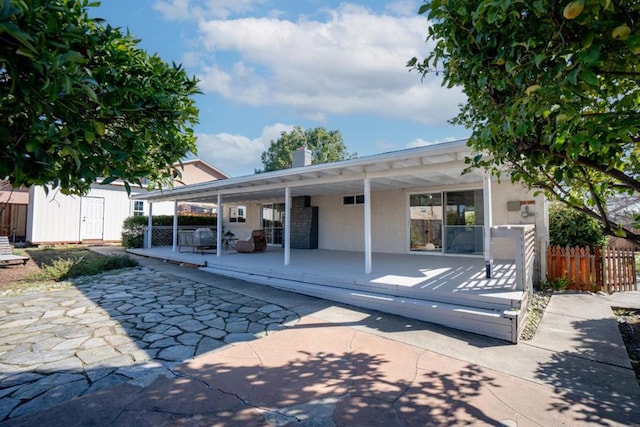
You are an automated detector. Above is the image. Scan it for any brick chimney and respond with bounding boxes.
[292,146,312,168]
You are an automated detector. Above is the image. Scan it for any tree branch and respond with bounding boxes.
[525,142,640,192]
[579,165,612,234]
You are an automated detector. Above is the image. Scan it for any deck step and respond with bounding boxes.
[201,262,524,311]
[200,266,522,343]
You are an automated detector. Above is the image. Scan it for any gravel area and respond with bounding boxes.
[519,289,552,341]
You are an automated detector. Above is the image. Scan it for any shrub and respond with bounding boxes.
[121,220,145,249]
[29,254,138,281]
[121,214,217,248]
[545,276,568,292]
[549,204,607,249]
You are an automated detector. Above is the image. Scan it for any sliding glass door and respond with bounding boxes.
[409,190,484,255]
[443,190,484,255]
[410,193,442,252]
[262,203,285,245]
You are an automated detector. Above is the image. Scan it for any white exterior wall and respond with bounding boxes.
[315,190,406,253]
[218,202,261,241]
[27,187,83,243]
[26,185,179,244]
[489,180,547,260]
[89,187,143,241]
[144,201,178,216]
[312,179,546,259]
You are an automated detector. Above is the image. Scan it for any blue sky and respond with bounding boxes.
[92,0,469,177]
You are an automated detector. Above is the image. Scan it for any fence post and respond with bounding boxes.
[631,248,638,292]
[594,245,602,292]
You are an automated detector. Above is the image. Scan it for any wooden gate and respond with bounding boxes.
[546,246,637,293]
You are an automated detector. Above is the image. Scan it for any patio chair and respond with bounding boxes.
[0,236,29,266]
[192,228,217,254]
[236,230,267,253]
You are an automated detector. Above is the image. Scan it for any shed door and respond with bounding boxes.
[81,197,104,240]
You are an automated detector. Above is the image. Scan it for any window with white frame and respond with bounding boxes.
[133,201,144,216]
[343,194,365,206]
[229,205,246,222]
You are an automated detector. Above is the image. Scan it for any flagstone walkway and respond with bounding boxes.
[0,267,299,421]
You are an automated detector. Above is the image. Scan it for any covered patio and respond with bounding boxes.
[131,141,543,342]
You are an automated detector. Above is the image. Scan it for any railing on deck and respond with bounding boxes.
[143,226,216,247]
[547,245,636,293]
[491,225,536,293]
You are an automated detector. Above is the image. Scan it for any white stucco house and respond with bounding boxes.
[26,159,228,245]
[131,140,549,342]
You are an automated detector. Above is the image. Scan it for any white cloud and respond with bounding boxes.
[153,0,267,20]
[194,123,294,177]
[153,0,194,20]
[192,3,465,125]
[385,0,421,17]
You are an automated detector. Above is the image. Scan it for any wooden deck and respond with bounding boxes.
[129,246,528,342]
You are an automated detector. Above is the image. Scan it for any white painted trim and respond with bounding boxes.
[364,178,372,274]
[133,140,473,203]
[483,172,493,276]
[172,200,178,252]
[148,160,470,203]
[217,193,222,258]
[147,203,153,249]
[284,187,291,266]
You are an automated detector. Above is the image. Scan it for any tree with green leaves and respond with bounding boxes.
[257,126,355,173]
[1,0,199,195]
[409,0,640,244]
[549,203,607,248]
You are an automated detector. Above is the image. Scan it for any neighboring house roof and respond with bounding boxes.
[92,158,227,190]
[133,139,482,204]
[174,159,229,186]
[0,182,29,204]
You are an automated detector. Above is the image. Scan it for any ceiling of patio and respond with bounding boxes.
[134,140,486,204]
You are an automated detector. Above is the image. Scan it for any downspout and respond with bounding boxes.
[483,171,493,278]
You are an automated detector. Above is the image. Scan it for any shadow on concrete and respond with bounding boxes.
[534,317,640,425]
[2,350,505,426]
[0,264,296,421]
[0,251,508,423]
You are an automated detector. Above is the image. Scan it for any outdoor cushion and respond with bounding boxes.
[235,238,255,253]
[236,230,267,253]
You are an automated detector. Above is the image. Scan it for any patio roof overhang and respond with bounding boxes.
[132,139,484,204]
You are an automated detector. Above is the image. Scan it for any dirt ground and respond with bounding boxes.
[0,247,92,294]
[0,255,41,286]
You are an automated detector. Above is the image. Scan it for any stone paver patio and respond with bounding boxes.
[0,267,299,421]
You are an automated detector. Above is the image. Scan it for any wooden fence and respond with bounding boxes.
[546,245,637,293]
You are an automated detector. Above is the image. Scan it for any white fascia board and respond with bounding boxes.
[132,139,472,203]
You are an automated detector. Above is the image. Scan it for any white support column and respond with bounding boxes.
[146,202,153,249]
[483,171,493,278]
[364,177,372,274]
[172,200,178,252]
[284,186,291,266]
[217,193,223,258]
